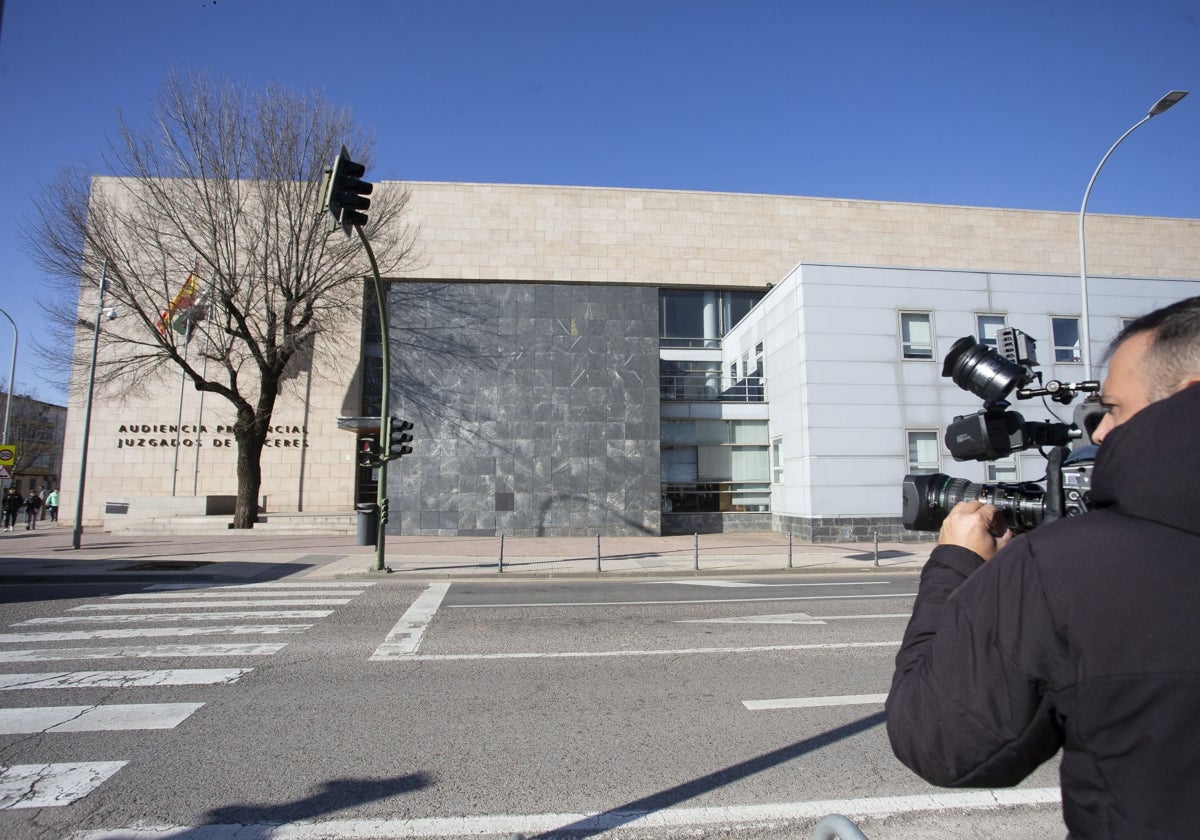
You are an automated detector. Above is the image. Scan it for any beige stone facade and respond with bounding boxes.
[60,181,1200,528]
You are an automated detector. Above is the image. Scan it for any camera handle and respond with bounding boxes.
[1042,446,1069,525]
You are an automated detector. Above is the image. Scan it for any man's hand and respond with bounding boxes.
[938,500,1012,561]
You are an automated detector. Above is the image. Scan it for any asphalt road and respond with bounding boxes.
[0,574,1064,839]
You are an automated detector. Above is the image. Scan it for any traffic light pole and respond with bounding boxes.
[357,226,391,573]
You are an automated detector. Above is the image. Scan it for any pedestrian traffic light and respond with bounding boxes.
[386,417,414,460]
[322,145,373,236]
[358,435,382,467]
[379,497,390,525]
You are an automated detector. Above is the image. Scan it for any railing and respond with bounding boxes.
[660,374,765,402]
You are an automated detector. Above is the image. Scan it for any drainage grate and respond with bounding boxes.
[113,561,215,571]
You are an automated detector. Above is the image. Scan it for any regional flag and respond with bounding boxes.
[157,272,201,336]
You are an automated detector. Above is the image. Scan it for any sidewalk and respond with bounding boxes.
[0,524,932,583]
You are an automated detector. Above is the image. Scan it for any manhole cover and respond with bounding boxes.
[113,561,214,571]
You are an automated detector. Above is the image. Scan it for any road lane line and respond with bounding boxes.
[403,641,899,662]
[0,643,288,662]
[111,590,362,599]
[0,669,251,690]
[647,580,892,588]
[0,762,127,809]
[0,625,313,643]
[142,582,373,590]
[69,599,352,610]
[744,694,889,710]
[370,582,451,661]
[0,702,204,733]
[449,593,916,609]
[681,612,911,625]
[15,610,334,625]
[62,787,1061,837]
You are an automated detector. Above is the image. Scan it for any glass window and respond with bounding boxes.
[907,430,940,475]
[771,436,783,484]
[986,456,1018,482]
[900,312,934,360]
[661,419,771,512]
[659,289,765,347]
[1051,317,1081,363]
[976,314,1007,348]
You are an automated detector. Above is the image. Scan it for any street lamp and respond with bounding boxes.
[1078,90,1188,380]
[0,307,16,446]
[73,260,116,549]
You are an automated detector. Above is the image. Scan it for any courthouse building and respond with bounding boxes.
[60,182,1200,539]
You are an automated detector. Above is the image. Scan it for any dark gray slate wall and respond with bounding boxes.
[385,282,661,537]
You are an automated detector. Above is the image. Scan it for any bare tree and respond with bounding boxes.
[25,70,416,528]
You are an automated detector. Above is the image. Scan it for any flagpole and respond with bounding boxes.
[192,324,209,496]
[73,258,107,550]
[171,314,190,497]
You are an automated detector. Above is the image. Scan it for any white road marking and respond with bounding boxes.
[648,580,892,588]
[450,593,916,609]
[0,668,251,690]
[15,610,333,625]
[404,641,899,662]
[0,643,288,662]
[111,590,360,599]
[370,582,451,660]
[0,761,127,809]
[680,612,911,625]
[0,625,312,643]
[744,694,889,710]
[69,599,352,610]
[63,787,1061,837]
[0,702,204,733]
[142,582,372,591]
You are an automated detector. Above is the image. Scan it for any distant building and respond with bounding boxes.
[60,181,1200,538]
[3,394,67,498]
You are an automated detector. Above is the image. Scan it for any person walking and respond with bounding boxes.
[45,488,59,523]
[1,487,20,531]
[23,490,43,530]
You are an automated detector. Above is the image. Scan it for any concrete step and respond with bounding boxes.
[109,513,358,536]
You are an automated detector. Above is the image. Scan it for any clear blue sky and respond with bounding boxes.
[1,0,1197,405]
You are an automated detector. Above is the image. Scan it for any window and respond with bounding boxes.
[976,314,1007,348]
[899,312,934,360]
[1051,317,1081,363]
[661,419,771,512]
[906,430,940,475]
[771,436,783,484]
[659,289,765,347]
[986,456,1018,483]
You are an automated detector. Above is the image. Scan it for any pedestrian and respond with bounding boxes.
[1,486,20,531]
[886,295,1200,838]
[45,488,59,523]
[23,490,43,530]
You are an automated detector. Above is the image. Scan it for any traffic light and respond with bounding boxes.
[323,145,373,235]
[358,435,382,467]
[386,417,414,460]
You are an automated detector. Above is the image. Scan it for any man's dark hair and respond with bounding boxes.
[1106,296,1200,400]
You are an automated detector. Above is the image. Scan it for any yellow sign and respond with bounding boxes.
[0,445,14,467]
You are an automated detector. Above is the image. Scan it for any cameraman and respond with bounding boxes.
[887,296,1200,838]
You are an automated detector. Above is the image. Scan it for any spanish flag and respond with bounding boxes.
[157,272,201,336]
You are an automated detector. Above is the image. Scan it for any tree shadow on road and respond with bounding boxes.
[199,773,431,827]
[526,711,887,838]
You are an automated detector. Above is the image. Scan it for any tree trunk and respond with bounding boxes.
[232,422,266,529]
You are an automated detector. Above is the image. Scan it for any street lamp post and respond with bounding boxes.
[73,260,109,550]
[1078,90,1188,380]
[0,307,16,446]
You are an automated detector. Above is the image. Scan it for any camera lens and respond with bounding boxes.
[942,336,1030,404]
[902,472,1046,533]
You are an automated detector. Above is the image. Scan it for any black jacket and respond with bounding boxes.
[887,384,1200,839]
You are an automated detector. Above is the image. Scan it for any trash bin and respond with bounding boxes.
[356,502,379,546]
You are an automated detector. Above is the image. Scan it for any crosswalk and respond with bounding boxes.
[0,579,373,811]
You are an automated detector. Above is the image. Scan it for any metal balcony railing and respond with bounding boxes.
[659,374,765,402]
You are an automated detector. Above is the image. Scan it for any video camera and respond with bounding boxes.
[902,327,1101,534]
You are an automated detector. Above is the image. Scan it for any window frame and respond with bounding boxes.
[1050,315,1082,364]
[906,429,941,475]
[898,310,935,361]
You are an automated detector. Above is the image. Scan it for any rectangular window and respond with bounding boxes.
[899,312,934,360]
[661,419,771,512]
[906,430,940,475]
[1051,316,1081,363]
[771,436,783,484]
[976,314,1007,348]
[986,456,1018,483]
